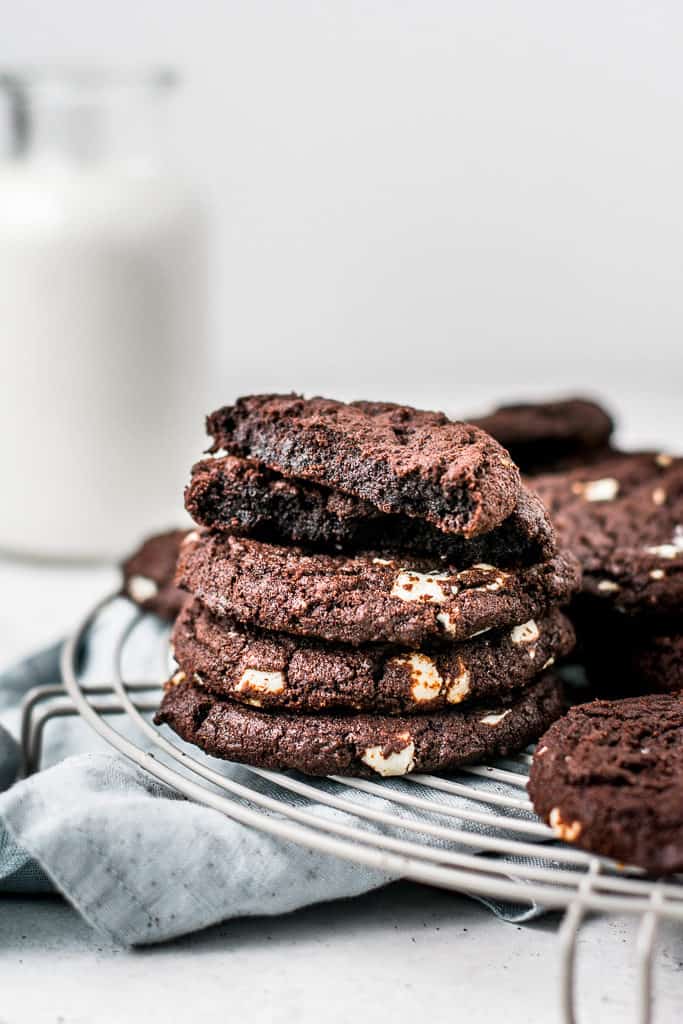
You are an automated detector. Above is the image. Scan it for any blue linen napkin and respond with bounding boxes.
[0,598,550,944]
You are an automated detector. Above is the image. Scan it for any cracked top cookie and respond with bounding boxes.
[156,671,565,778]
[121,529,189,621]
[171,598,575,714]
[205,394,521,537]
[529,694,683,874]
[532,452,683,617]
[470,397,614,474]
[176,531,580,648]
[185,455,556,567]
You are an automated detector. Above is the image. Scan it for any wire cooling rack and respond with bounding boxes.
[17,591,683,1024]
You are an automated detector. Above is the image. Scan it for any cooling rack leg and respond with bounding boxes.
[635,902,660,1024]
[558,860,603,1024]
[558,901,583,1024]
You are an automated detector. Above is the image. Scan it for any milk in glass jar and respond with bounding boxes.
[0,69,208,558]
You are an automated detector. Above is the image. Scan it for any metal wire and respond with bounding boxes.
[20,591,681,1024]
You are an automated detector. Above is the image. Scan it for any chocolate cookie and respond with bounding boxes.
[176,531,580,648]
[172,598,575,714]
[206,394,521,537]
[528,694,683,873]
[121,529,188,621]
[470,397,614,474]
[573,603,683,697]
[185,456,556,567]
[532,452,683,618]
[156,672,565,778]
[624,632,683,694]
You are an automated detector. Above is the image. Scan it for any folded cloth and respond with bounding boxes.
[0,598,551,945]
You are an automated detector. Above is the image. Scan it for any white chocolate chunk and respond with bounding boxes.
[579,477,620,502]
[457,564,509,592]
[482,577,505,592]
[437,610,458,634]
[127,575,159,603]
[650,569,665,580]
[391,570,449,603]
[480,709,511,726]
[445,663,471,703]
[510,620,540,645]
[597,580,620,593]
[393,653,443,703]
[542,656,555,670]
[236,669,286,694]
[652,487,667,507]
[646,544,679,559]
[655,453,673,467]
[645,525,683,560]
[372,557,394,566]
[169,670,186,687]
[549,807,582,842]
[361,736,416,777]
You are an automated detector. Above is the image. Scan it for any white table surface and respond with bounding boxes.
[1,558,682,1024]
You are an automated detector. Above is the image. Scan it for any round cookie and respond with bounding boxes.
[176,531,581,648]
[172,598,575,714]
[186,456,556,568]
[155,672,565,778]
[121,529,189,622]
[532,452,683,618]
[528,694,683,873]
[471,397,614,475]
[206,394,521,538]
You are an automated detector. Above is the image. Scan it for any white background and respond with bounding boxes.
[5,0,683,447]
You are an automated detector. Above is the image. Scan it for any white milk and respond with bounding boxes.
[0,72,209,559]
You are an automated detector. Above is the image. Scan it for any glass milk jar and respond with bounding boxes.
[0,69,208,559]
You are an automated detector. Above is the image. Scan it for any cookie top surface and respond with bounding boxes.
[176,531,580,648]
[172,598,574,714]
[532,451,683,617]
[186,455,556,567]
[471,397,614,474]
[121,529,188,622]
[528,694,683,873]
[155,672,564,778]
[206,394,521,537]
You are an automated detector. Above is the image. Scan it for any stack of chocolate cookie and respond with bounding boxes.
[532,450,683,696]
[155,395,580,778]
